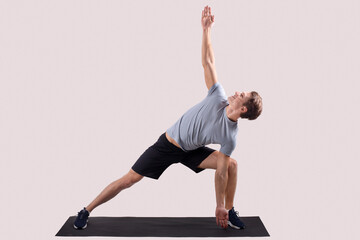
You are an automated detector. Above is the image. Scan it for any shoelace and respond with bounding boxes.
[78,210,87,220]
[231,209,240,219]
[234,210,240,218]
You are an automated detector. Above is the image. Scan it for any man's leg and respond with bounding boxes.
[86,169,143,212]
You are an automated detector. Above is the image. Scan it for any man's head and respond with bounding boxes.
[227,91,263,120]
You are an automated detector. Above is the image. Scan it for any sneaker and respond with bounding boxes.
[228,207,246,229]
[73,207,89,229]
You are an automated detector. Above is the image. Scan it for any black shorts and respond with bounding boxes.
[131,132,216,180]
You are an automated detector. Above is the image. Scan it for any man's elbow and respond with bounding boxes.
[215,169,228,180]
[202,60,215,69]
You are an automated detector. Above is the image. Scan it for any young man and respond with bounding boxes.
[74,5,263,230]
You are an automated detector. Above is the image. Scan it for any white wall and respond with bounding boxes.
[1,0,359,239]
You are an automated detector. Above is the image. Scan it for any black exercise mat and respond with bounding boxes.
[56,216,270,237]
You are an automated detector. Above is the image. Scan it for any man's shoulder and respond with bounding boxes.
[207,82,226,98]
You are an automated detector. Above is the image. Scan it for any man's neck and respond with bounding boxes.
[226,106,238,122]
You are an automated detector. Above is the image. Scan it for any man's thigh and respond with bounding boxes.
[197,150,220,170]
[131,132,185,179]
[180,146,216,173]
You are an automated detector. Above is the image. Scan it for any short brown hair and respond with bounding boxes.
[240,91,263,120]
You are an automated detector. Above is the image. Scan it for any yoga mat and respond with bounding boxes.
[56,216,270,237]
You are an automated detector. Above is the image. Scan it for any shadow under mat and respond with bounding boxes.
[56,216,270,237]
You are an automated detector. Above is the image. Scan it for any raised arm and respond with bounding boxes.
[201,5,218,90]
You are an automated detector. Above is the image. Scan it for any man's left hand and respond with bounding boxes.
[201,5,215,30]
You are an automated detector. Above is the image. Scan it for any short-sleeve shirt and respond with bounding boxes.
[166,82,238,156]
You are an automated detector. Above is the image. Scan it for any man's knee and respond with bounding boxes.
[123,169,143,188]
[228,158,237,172]
[129,169,144,181]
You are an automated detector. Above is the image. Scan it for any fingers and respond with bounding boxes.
[202,5,214,22]
[216,217,226,228]
[221,219,227,229]
[216,217,227,228]
[216,217,228,229]
[203,5,211,16]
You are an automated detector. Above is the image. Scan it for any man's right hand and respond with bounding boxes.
[215,206,229,229]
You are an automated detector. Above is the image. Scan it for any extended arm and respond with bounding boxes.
[201,6,218,90]
[214,151,230,229]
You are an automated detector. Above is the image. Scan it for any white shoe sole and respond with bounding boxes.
[73,220,88,230]
[228,220,245,229]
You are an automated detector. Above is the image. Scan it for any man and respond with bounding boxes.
[74,5,262,230]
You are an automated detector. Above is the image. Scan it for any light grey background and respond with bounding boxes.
[1,0,359,239]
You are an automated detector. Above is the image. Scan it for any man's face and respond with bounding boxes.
[227,91,252,111]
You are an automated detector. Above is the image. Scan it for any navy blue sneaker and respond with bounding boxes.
[228,207,246,229]
[73,207,89,229]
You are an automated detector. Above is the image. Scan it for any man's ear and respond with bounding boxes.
[240,106,247,113]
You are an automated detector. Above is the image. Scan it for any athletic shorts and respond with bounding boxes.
[131,132,216,180]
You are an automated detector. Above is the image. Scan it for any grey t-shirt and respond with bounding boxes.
[166,82,238,156]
